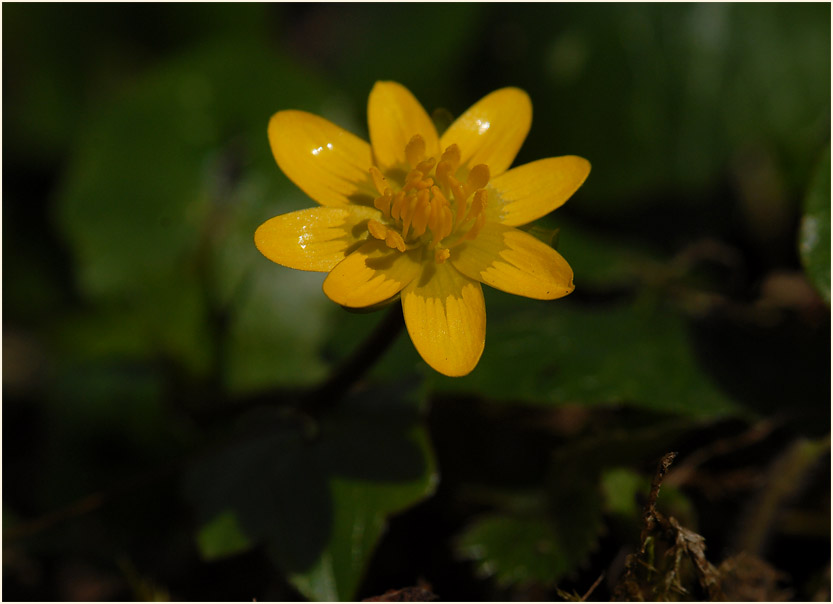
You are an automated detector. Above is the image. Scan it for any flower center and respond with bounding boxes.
[366,135,490,263]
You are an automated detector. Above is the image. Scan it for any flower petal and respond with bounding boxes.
[255,206,381,272]
[323,240,422,308]
[440,88,531,177]
[450,222,574,300]
[368,81,440,173]
[269,110,374,207]
[487,156,591,227]
[402,262,486,377]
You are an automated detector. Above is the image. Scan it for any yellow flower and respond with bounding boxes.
[255,82,590,377]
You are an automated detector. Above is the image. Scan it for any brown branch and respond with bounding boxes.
[612,451,678,601]
[579,573,605,602]
[302,303,405,415]
[640,451,677,547]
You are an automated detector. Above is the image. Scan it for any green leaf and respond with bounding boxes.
[4,4,277,161]
[456,445,607,591]
[196,511,251,561]
[53,38,346,389]
[435,292,741,418]
[458,515,566,589]
[556,218,662,290]
[799,145,831,304]
[520,3,831,209]
[455,415,710,592]
[601,468,644,519]
[182,390,437,601]
[457,489,603,589]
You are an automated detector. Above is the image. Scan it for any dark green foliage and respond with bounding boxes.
[800,146,831,304]
[183,391,436,600]
[3,3,829,601]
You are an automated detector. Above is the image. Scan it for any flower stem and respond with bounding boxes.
[304,302,405,414]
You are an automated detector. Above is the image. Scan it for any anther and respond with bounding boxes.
[466,164,490,195]
[465,189,488,223]
[411,195,431,238]
[427,199,441,244]
[373,192,392,218]
[463,212,487,241]
[452,182,467,222]
[367,138,492,256]
[367,219,388,241]
[391,191,407,220]
[402,170,423,192]
[435,161,452,188]
[415,177,434,190]
[385,230,406,252]
[369,166,388,195]
[430,185,449,207]
[402,190,426,240]
[405,135,426,167]
[441,144,461,170]
[416,158,436,175]
[440,205,454,241]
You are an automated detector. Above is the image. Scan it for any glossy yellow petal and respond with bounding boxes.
[255,206,381,272]
[440,88,531,177]
[450,222,574,300]
[368,81,440,172]
[323,240,422,308]
[402,262,486,377]
[487,156,591,227]
[269,110,374,207]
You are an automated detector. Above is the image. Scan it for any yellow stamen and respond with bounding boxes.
[463,212,487,241]
[367,219,388,241]
[364,140,492,260]
[415,177,434,190]
[391,191,407,220]
[402,170,423,192]
[402,190,424,240]
[439,204,454,241]
[435,160,452,188]
[416,158,436,175]
[385,229,406,252]
[430,185,450,209]
[465,189,488,223]
[441,144,461,170]
[369,166,388,195]
[452,179,467,223]
[466,164,490,195]
[373,191,392,218]
[405,134,426,167]
[411,194,431,238]
[427,198,441,246]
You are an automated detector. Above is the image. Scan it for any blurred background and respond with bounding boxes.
[3,3,830,601]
